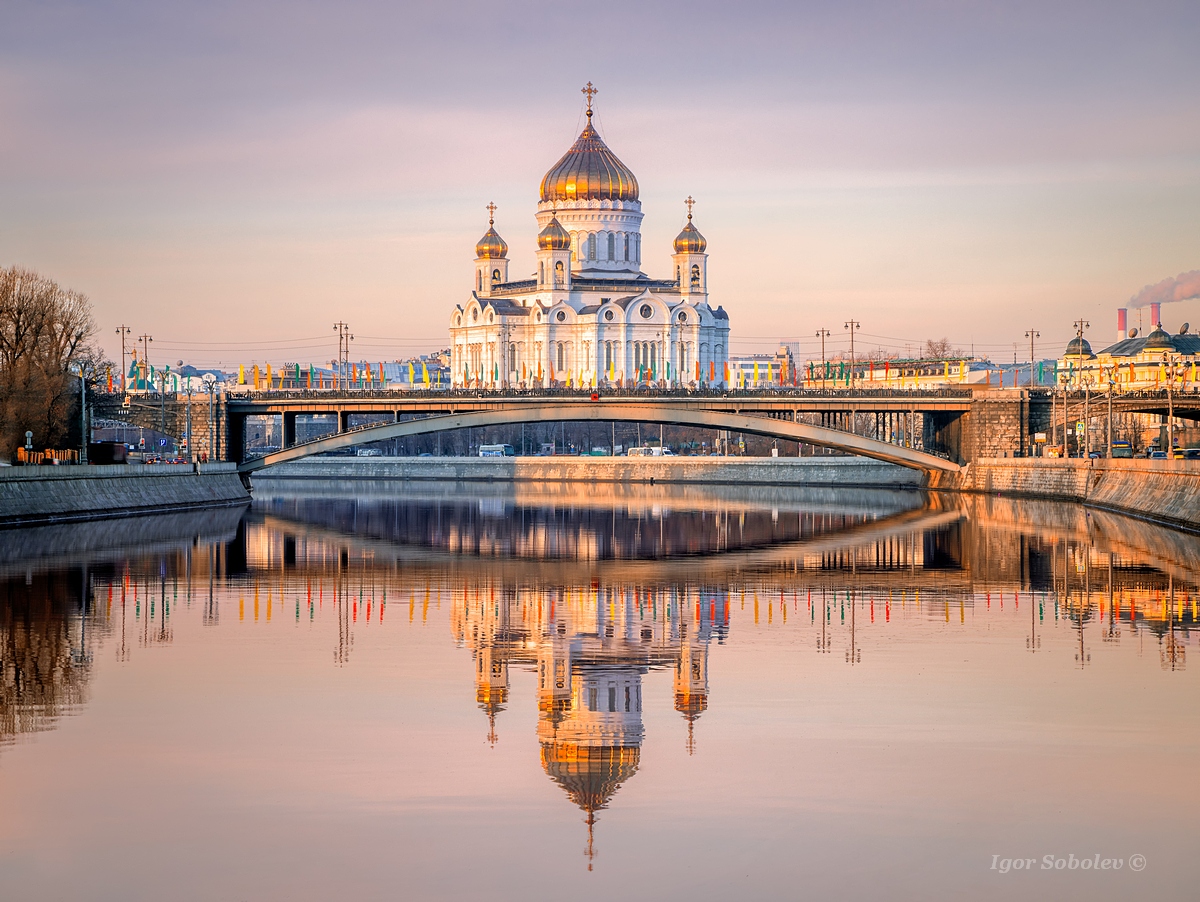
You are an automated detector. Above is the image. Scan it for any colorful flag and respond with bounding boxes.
[423,362,430,386]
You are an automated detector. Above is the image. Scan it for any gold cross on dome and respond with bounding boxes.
[685,195,695,220]
[486,201,497,225]
[582,82,598,113]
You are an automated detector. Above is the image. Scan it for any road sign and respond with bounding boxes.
[159,438,168,447]
[1034,433,1047,443]
[1076,421,1085,433]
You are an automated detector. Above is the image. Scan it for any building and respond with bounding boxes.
[450,85,730,389]
[1057,322,1200,390]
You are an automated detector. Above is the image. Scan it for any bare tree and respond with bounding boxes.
[0,266,101,458]
[922,337,960,359]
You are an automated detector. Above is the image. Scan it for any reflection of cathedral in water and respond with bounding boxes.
[453,582,727,864]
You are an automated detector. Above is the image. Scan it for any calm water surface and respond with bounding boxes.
[1,481,1197,901]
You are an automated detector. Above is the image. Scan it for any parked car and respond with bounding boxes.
[1149,451,1168,459]
[1181,448,1200,461]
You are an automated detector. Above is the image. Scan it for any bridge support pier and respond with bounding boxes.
[283,412,297,449]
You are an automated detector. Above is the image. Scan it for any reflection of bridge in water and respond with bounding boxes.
[4,494,1198,855]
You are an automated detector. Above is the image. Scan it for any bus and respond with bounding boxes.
[1110,441,1133,459]
[478,444,515,457]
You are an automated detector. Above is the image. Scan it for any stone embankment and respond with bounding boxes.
[0,463,250,526]
[932,458,1200,533]
[252,456,925,488]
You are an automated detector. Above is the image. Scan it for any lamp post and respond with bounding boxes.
[76,362,88,464]
[844,320,860,395]
[1103,364,1116,458]
[202,373,217,462]
[815,328,830,390]
[179,360,192,462]
[1081,374,1093,457]
[1162,353,1182,456]
[1058,372,1070,457]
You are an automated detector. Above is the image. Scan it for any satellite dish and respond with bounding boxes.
[1128,327,1139,338]
[1180,323,1190,335]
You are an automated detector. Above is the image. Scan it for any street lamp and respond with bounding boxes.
[1102,364,1116,458]
[1162,353,1183,456]
[1057,372,1071,457]
[1080,374,1094,457]
[202,373,218,462]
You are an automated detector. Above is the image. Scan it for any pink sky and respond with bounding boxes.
[2,0,1198,367]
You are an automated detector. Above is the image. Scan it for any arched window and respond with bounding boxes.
[509,344,517,372]
[557,342,565,371]
[624,234,630,261]
[554,260,564,288]
[675,266,680,283]
[607,233,615,260]
[588,234,596,260]
[690,264,700,288]
[476,271,482,291]
[539,262,544,284]
[492,269,501,283]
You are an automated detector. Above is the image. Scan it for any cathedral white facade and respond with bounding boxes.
[450,85,731,389]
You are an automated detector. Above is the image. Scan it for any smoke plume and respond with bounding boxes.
[1129,269,1200,309]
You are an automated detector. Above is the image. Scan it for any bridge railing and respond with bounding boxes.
[221,386,981,403]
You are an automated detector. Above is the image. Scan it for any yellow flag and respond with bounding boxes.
[239,364,245,384]
[423,362,429,385]
[408,362,415,384]
[753,361,759,383]
[265,363,272,391]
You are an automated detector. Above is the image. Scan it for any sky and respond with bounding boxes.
[2,0,1198,368]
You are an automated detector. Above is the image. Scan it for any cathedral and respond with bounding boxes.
[450,84,731,389]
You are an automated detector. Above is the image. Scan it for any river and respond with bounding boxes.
[0,482,1196,901]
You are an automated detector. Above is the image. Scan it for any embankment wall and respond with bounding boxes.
[0,463,250,526]
[252,456,925,488]
[936,458,1200,533]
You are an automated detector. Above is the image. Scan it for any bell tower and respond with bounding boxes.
[671,196,708,302]
[536,210,572,293]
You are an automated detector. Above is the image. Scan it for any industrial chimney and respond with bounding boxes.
[1151,302,1161,327]
[1117,307,1128,340]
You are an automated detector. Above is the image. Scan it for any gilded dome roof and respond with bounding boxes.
[537,214,572,251]
[475,226,508,259]
[673,219,707,254]
[475,203,507,258]
[539,111,639,204]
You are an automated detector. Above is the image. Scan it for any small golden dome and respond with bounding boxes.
[475,202,508,259]
[673,220,707,254]
[673,197,706,253]
[538,215,572,251]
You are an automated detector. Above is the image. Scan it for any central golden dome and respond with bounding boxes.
[540,111,639,204]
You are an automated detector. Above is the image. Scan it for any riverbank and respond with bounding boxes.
[0,463,250,526]
[251,455,925,488]
[934,458,1200,533]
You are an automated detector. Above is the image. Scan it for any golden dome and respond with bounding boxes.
[539,110,639,204]
[475,202,508,258]
[538,214,572,251]
[673,220,707,254]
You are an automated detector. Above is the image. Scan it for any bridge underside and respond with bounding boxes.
[238,402,960,476]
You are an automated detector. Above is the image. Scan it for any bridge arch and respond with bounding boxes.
[238,401,959,475]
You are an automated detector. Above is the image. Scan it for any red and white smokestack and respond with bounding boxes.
[1117,307,1128,340]
[1151,302,1161,327]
